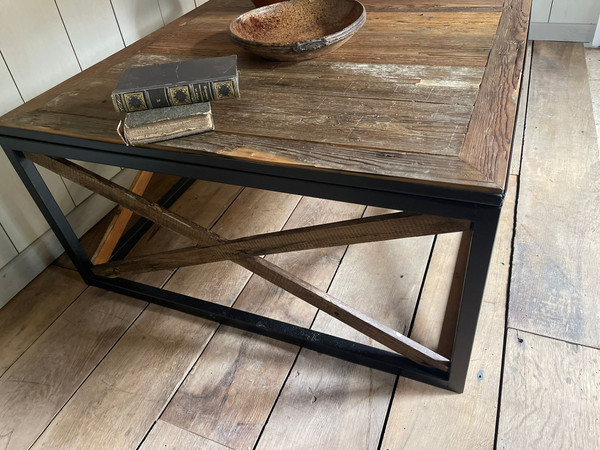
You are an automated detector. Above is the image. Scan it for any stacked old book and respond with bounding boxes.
[111,55,240,145]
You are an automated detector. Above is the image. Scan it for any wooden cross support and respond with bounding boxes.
[26,153,471,372]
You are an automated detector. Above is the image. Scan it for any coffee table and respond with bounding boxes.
[0,0,530,392]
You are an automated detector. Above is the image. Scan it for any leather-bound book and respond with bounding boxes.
[121,102,214,145]
[112,55,239,113]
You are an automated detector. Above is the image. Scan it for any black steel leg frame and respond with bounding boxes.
[1,133,502,393]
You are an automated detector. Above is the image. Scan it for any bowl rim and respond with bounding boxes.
[228,0,366,52]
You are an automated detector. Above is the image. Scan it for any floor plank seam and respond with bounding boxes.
[376,233,438,448]
[251,205,366,449]
[28,301,151,448]
[0,275,88,378]
[504,327,600,351]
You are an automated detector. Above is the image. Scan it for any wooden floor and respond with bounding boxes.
[1,41,599,449]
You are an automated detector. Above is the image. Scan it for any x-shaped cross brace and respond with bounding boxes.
[27,153,471,372]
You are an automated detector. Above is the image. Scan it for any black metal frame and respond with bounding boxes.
[1,131,502,393]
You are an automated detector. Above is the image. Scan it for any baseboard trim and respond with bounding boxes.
[530,22,597,43]
[0,169,136,308]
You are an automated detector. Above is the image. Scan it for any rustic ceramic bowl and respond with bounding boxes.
[229,0,366,61]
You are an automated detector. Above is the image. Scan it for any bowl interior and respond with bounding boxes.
[230,0,364,45]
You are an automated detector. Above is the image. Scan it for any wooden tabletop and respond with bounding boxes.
[0,0,530,197]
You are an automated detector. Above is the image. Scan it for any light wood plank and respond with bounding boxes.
[0,287,144,450]
[0,266,86,375]
[254,208,433,450]
[111,0,165,46]
[141,420,231,450]
[497,329,600,449]
[32,188,300,449]
[55,0,124,70]
[379,175,517,449]
[509,42,600,348]
[0,180,240,449]
[160,198,365,450]
[0,0,80,101]
[509,40,532,176]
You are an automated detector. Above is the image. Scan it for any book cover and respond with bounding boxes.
[112,55,240,113]
[121,102,214,145]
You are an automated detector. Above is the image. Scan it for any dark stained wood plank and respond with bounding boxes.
[508,42,600,348]
[0,266,86,376]
[94,212,469,277]
[459,0,531,189]
[497,330,600,449]
[161,197,365,450]
[380,176,517,448]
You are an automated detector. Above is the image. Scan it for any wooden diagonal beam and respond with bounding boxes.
[93,212,470,277]
[26,153,450,371]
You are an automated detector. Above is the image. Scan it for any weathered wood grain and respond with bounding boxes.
[0,287,144,450]
[379,176,516,449]
[254,208,434,449]
[0,266,86,376]
[460,0,531,189]
[0,0,528,197]
[92,170,153,264]
[32,188,300,449]
[161,197,365,449]
[497,329,600,449]
[508,42,600,348]
[0,180,240,449]
[509,40,532,176]
[94,212,469,277]
[140,421,232,450]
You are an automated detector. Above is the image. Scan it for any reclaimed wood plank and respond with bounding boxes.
[509,40,532,176]
[140,420,232,450]
[508,42,600,348]
[497,330,600,449]
[32,188,301,449]
[0,266,86,375]
[53,173,181,270]
[379,176,517,449]
[92,170,153,264]
[161,197,366,449]
[94,213,469,277]
[254,208,434,450]
[459,0,531,189]
[0,180,240,450]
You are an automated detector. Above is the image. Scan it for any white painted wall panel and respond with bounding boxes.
[0,54,22,114]
[0,226,17,268]
[56,0,125,70]
[0,0,81,101]
[0,151,76,252]
[531,0,552,23]
[158,0,196,24]
[550,0,600,25]
[112,0,165,46]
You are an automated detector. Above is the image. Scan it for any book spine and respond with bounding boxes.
[111,72,240,113]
